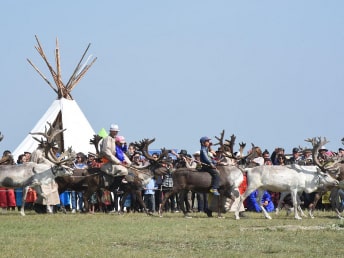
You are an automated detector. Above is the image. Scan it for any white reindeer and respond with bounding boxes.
[235,165,339,220]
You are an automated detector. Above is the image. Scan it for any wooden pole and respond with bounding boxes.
[65,43,91,90]
[27,58,58,95]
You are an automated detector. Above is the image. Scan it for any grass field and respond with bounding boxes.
[1,209,344,258]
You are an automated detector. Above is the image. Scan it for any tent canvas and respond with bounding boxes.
[13,36,97,160]
[13,98,96,158]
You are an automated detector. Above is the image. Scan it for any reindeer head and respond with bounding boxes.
[304,137,342,174]
[31,122,75,166]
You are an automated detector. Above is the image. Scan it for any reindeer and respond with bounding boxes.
[302,137,344,218]
[235,137,340,220]
[0,124,74,216]
[117,138,169,214]
[55,137,167,215]
[156,130,244,218]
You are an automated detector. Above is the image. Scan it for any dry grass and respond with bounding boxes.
[1,209,344,257]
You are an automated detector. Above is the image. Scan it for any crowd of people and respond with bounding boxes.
[1,124,343,215]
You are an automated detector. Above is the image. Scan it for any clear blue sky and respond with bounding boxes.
[1,1,343,156]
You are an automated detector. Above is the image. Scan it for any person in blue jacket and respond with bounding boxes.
[247,190,275,212]
[199,136,220,196]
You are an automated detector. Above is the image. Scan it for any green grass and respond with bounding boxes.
[1,209,344,258]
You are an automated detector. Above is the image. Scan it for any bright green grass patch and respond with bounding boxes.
[1,210,344,258]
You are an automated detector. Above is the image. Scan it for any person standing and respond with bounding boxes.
[0,150,16,212]
[143,178,157,213]
[199,137,220,196]
[71,152,88,213]
[287,148,302,165]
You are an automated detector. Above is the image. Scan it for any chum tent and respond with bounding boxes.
[13,36,97,159]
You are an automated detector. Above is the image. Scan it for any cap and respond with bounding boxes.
[292,147,300,154]
[319,146,328,152]
[178,149,188,155]
[110,124,120,132]
[193,151,200,156]
[88,152,97,157]
[200,136,211,144]
[115,135,126,143]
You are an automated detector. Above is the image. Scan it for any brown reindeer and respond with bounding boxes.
[117,139,169,214]
[55,137,167,215]
[304,137,344,218]
[156,130,244,218]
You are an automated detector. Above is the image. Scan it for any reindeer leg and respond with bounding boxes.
[291,190,302,220]
[159,189,176,217]
[276,192,287,215]
[308,192,321,219]
[119,192,129,214]
[20,186,30,216]
[179,190,191,218]
[217,195,224,218]
[296,193,307,217]
[235,189,253,220]
[136,190,152,216]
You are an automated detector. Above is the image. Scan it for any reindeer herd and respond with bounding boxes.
[1,127,344,220]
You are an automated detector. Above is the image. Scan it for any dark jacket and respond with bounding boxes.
[200,146,216,168]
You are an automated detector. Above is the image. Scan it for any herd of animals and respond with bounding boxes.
[1,126,344,220]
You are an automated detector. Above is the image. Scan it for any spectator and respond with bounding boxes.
[126,142,137,161]
[71,152,88,213]
[161,161,176,212]
[338,148,344,158]
[190,151,208,212]
[0,150,16,213]
[100,189,112,212]
[300,149,313,165]
[143,178,157,213]
[246,190,275,213]
[262,149,271,164]
[30,143,60,214]
[15,154,26,212]
[276,153,286,165]
[271,147,285,165]
[88,191,98,214]
[287,147,302,164]
[250,147,264,166]
[131,151,145,167]
[87,152,102,168]
[318,146,329,164]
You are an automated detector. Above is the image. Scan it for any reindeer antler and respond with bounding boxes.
[134,138,156,161]
[0,132,3,142]
[305,136,330,171]
[30,122,73,165]
[89,135,103,154]
[214,129,225,149]
[237,142,246,158]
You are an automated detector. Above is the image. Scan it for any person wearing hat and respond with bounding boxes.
[100,124,132,179]
[338,148,344,158]
[286,147,302,165]
[300,149,313,165]
[199,136,220,196]
[318,146,329,164]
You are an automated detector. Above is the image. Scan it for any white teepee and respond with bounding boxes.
[13,36,97,159]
